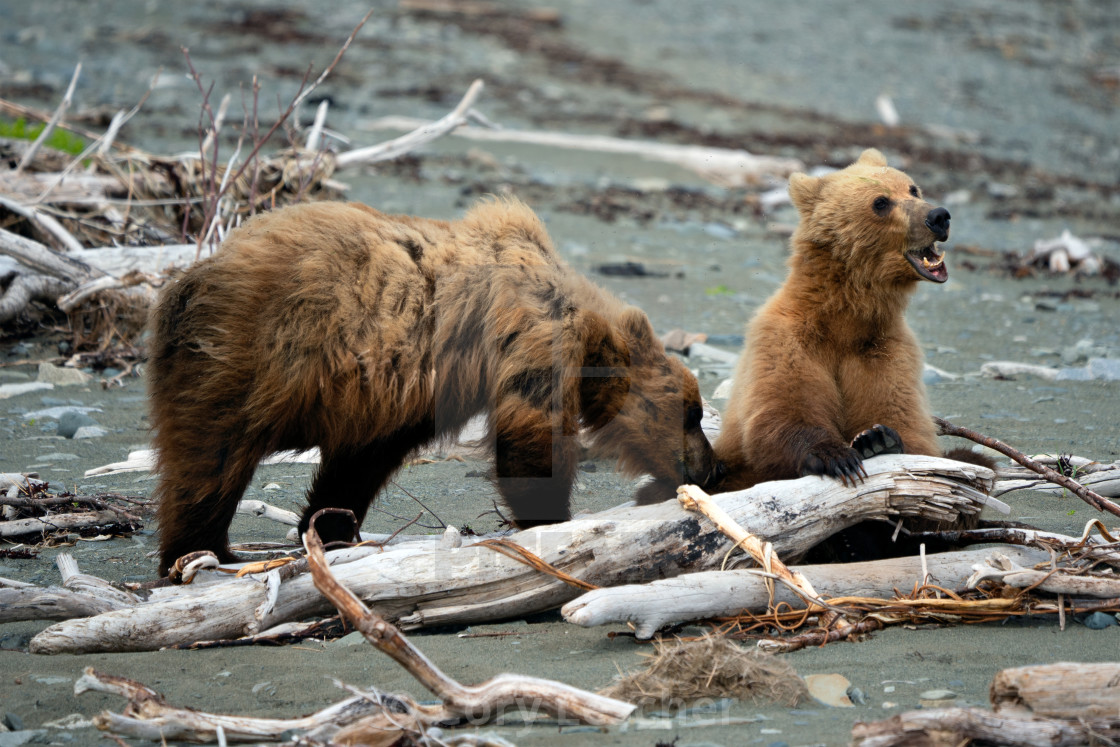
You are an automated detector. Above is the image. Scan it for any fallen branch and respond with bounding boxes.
[562,546,1049,639]
[28,455,991,653]
[76,668,397,743]
[0,509,130,539]
[356,116,804,186]
[936,416,1120,518]
[15,63,81,174]
[852,705,1105,747]
[335,79,486,168]
[969,552,1120,597]
[304,508,636,726]
[0,273,72,323]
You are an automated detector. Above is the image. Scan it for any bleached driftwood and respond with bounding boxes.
[29,454,992,654]
[0,554,140,623]
[303,514,636,727]
[852,706,1114,747]
[562,546,1050,639]
[990,662,1120,719]
[0,508,127,538]
[357,116,804,186]
[76,668,394,744]
[968,553,1120,597]
[853,662,1120,746]
[996,461,1120,498]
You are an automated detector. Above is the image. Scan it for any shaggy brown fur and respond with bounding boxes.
[149,199,721,576]
[716,148,991,492]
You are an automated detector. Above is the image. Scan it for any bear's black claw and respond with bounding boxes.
[850,424,905,460]
[801,444,868,487]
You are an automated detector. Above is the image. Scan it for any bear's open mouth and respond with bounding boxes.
[906,244,948,283]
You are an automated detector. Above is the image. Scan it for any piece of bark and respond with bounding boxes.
[990,662,1120,719]
[562,546,1049,638]
[28,455,991,653]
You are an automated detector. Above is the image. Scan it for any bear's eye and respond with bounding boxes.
[685,405,703,430]
[909,185,920,198]
[872,196,892,215]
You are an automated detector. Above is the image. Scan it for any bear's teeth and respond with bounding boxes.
[921,256,944,269]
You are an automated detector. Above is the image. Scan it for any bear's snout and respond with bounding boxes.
[924,207,950,242]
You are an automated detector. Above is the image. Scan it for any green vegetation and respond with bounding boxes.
[704,285,734,297]
[0,117,87,156]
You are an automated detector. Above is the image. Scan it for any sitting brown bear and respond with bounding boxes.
[716,148,991,490]
[148,199,722,576]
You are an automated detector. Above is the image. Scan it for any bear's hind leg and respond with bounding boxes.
[156,441,267,576]
[298,423,433,545]
[493,410,577,529]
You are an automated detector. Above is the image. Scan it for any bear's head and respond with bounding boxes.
[787,148,950,285]
[583,307,724,499]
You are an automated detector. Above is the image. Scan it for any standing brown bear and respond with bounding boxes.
[149,199,722,576]
[716,148,987,491]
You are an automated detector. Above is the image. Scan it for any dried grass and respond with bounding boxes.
[600,634,808,710]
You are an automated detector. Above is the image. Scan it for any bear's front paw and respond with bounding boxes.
[850,424,905,459]
[800,444,867,487]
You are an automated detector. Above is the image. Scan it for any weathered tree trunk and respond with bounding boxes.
[27,455,991,654]
[562,546,1050,638]
[990,662,1120,719]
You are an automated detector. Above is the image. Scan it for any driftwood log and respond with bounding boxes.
[562,546,1051,638]
[27,454,991,653]
[853,662,1120,747]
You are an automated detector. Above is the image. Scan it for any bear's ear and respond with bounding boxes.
[618,306,658,353]
[788,172,822,213]
[857,148,888,167]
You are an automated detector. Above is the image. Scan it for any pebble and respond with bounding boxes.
[0,730,47,747]
[57,411,98,439]
[72,425,108,439]
[846,686,868,705]
[1077,611,1119,630]
[35,362,90,387]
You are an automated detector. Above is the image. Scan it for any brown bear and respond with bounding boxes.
[716,148,989,495]
[148,198,723,576]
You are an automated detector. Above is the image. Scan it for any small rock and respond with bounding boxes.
[1077,611,1118,630]
[441,526,462,549]
[919,688,958,707]
[579,462,598,473]
[0,730,47,747]
[805,673,854,708]
[1087,358,1120,381]
[919,688,957,700]
[3,714,22,731]
[712,378,734,399]
[703,222,737,240]
[36,362,90,387]
[57,411,97,439]
[1061,338,1105,365]
[72,425,108,439]
[846,686,868,705]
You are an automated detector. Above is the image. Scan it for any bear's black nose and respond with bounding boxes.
[925,207,950,242]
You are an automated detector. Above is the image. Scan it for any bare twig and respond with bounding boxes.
[335,78,486,168]
[16,62,81,174]
[935,416,1120,518]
